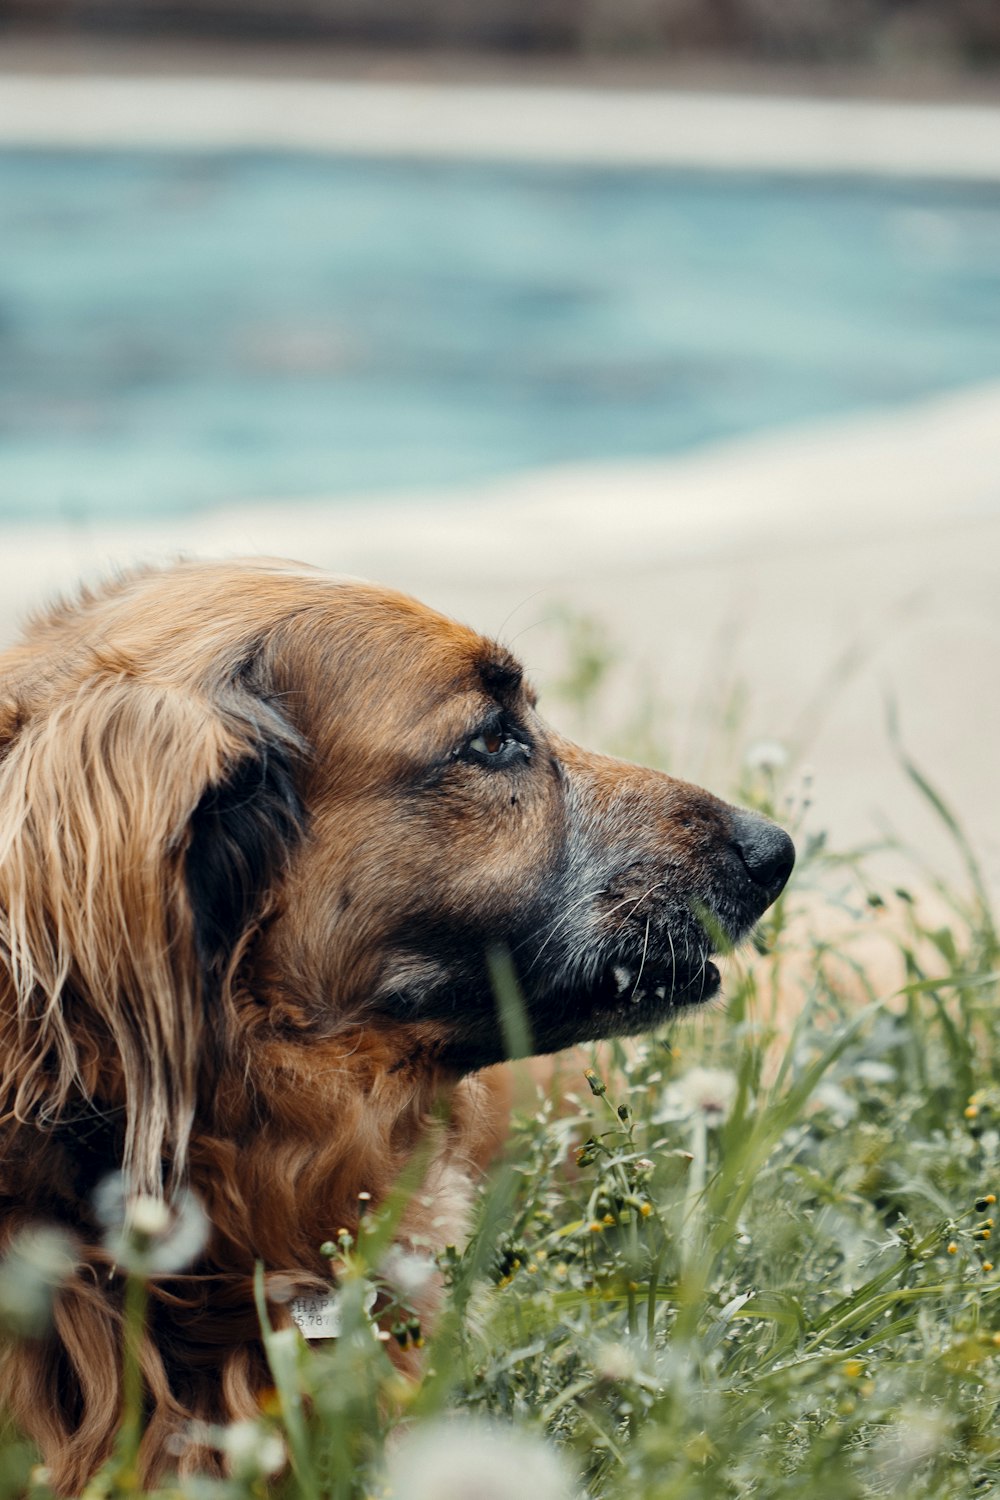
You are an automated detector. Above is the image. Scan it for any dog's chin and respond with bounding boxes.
[527,952,722,1056]
[427,950,723,1071]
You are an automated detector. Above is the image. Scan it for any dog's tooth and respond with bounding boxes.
[613,966,632,994]
[654,985,666,1000]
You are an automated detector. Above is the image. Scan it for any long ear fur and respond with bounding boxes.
[0,668,303,1197]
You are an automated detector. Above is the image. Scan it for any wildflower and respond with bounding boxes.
[384,1418,576,1500]
[813,1081,858,1124]
[0,1228,75,1337]
[593,1341,638,1383]
[257,1387,281,1418]
[873,1406,950,1483]
[93,1175,208,1275]
[221,1420,286,1481]
[584,1069,607,1098]
[982,1262,994,1273]
[854,1060,897,1086]
[965,1106,980,1120]
[975,1196,996,1211]
[380,1245,437,1300]
[947,1242,959,1255]
[744,740,788,775]
[842,1359,864,1378]
[128,1197,170,1238]
[658,1066,738,1128]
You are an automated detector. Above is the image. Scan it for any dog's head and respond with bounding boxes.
[0,559,792,1196]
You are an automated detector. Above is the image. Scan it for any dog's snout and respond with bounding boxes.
[730,810,795,901]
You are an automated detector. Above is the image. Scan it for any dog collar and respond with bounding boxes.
[290,1284,377,1340]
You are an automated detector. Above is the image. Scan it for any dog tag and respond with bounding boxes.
[289,1286,377,1340]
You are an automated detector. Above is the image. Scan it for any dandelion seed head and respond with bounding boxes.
[380,1245,437,1300]
[659,1066,738,1127]
[385,1419,576,1500]
[744,739,788,774]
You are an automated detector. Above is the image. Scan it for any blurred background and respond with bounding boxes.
[5,0,1000,63]
[0,0,998,887]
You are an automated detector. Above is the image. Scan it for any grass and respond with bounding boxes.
[2,631,999,1500]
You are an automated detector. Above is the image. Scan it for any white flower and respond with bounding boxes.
[385,1418,577,1500]
[94,1175,208,1274]
[812,1081,858,1124]
[0,1227,75,1336]
[592,1341,638,1383]
[874,1406,950,1483]
[222,1420,286,1479]
[380,1244,437,1301]
[744,740,788,774]
[127,1196,171,1238]
[174,1418,286,1479]
[657,1067,738,1127]
[854,1060,897,1085]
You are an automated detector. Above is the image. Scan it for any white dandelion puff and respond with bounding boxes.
[385,1418,577,1500]
[657,1066,738,1128]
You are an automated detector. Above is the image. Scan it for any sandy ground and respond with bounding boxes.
[2,380,998,895]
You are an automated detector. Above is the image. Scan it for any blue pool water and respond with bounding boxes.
[2,151,1000,521]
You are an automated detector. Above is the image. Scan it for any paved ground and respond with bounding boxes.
[2,68,999,178]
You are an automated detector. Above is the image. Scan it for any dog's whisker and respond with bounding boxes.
[629,917,652,1004]
[521,885,610,972]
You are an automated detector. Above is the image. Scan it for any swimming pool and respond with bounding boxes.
[2,150,1000,521]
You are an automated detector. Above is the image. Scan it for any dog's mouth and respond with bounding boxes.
[598,952,722,1012]
[383,897,759,1067]
[518,924,728,1058]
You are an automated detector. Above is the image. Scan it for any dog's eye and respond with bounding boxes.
[453,722,530,768]
[468,728,506,757]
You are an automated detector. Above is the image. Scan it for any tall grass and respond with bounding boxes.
[2,625,998,1500]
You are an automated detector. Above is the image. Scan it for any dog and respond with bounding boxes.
[0,559,793,1490]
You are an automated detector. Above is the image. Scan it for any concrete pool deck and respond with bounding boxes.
[1,70,1000,180]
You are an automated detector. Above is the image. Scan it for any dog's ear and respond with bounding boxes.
[186,675,305,982]
[0,665,303,1197]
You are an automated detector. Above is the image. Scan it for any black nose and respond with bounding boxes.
[731,810,795,902]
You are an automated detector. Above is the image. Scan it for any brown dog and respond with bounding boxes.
[0,559,793,1490]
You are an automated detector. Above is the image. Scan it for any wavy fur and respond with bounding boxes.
[0,558,791,1492]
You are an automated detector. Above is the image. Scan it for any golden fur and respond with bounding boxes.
[0,559,793,1491]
